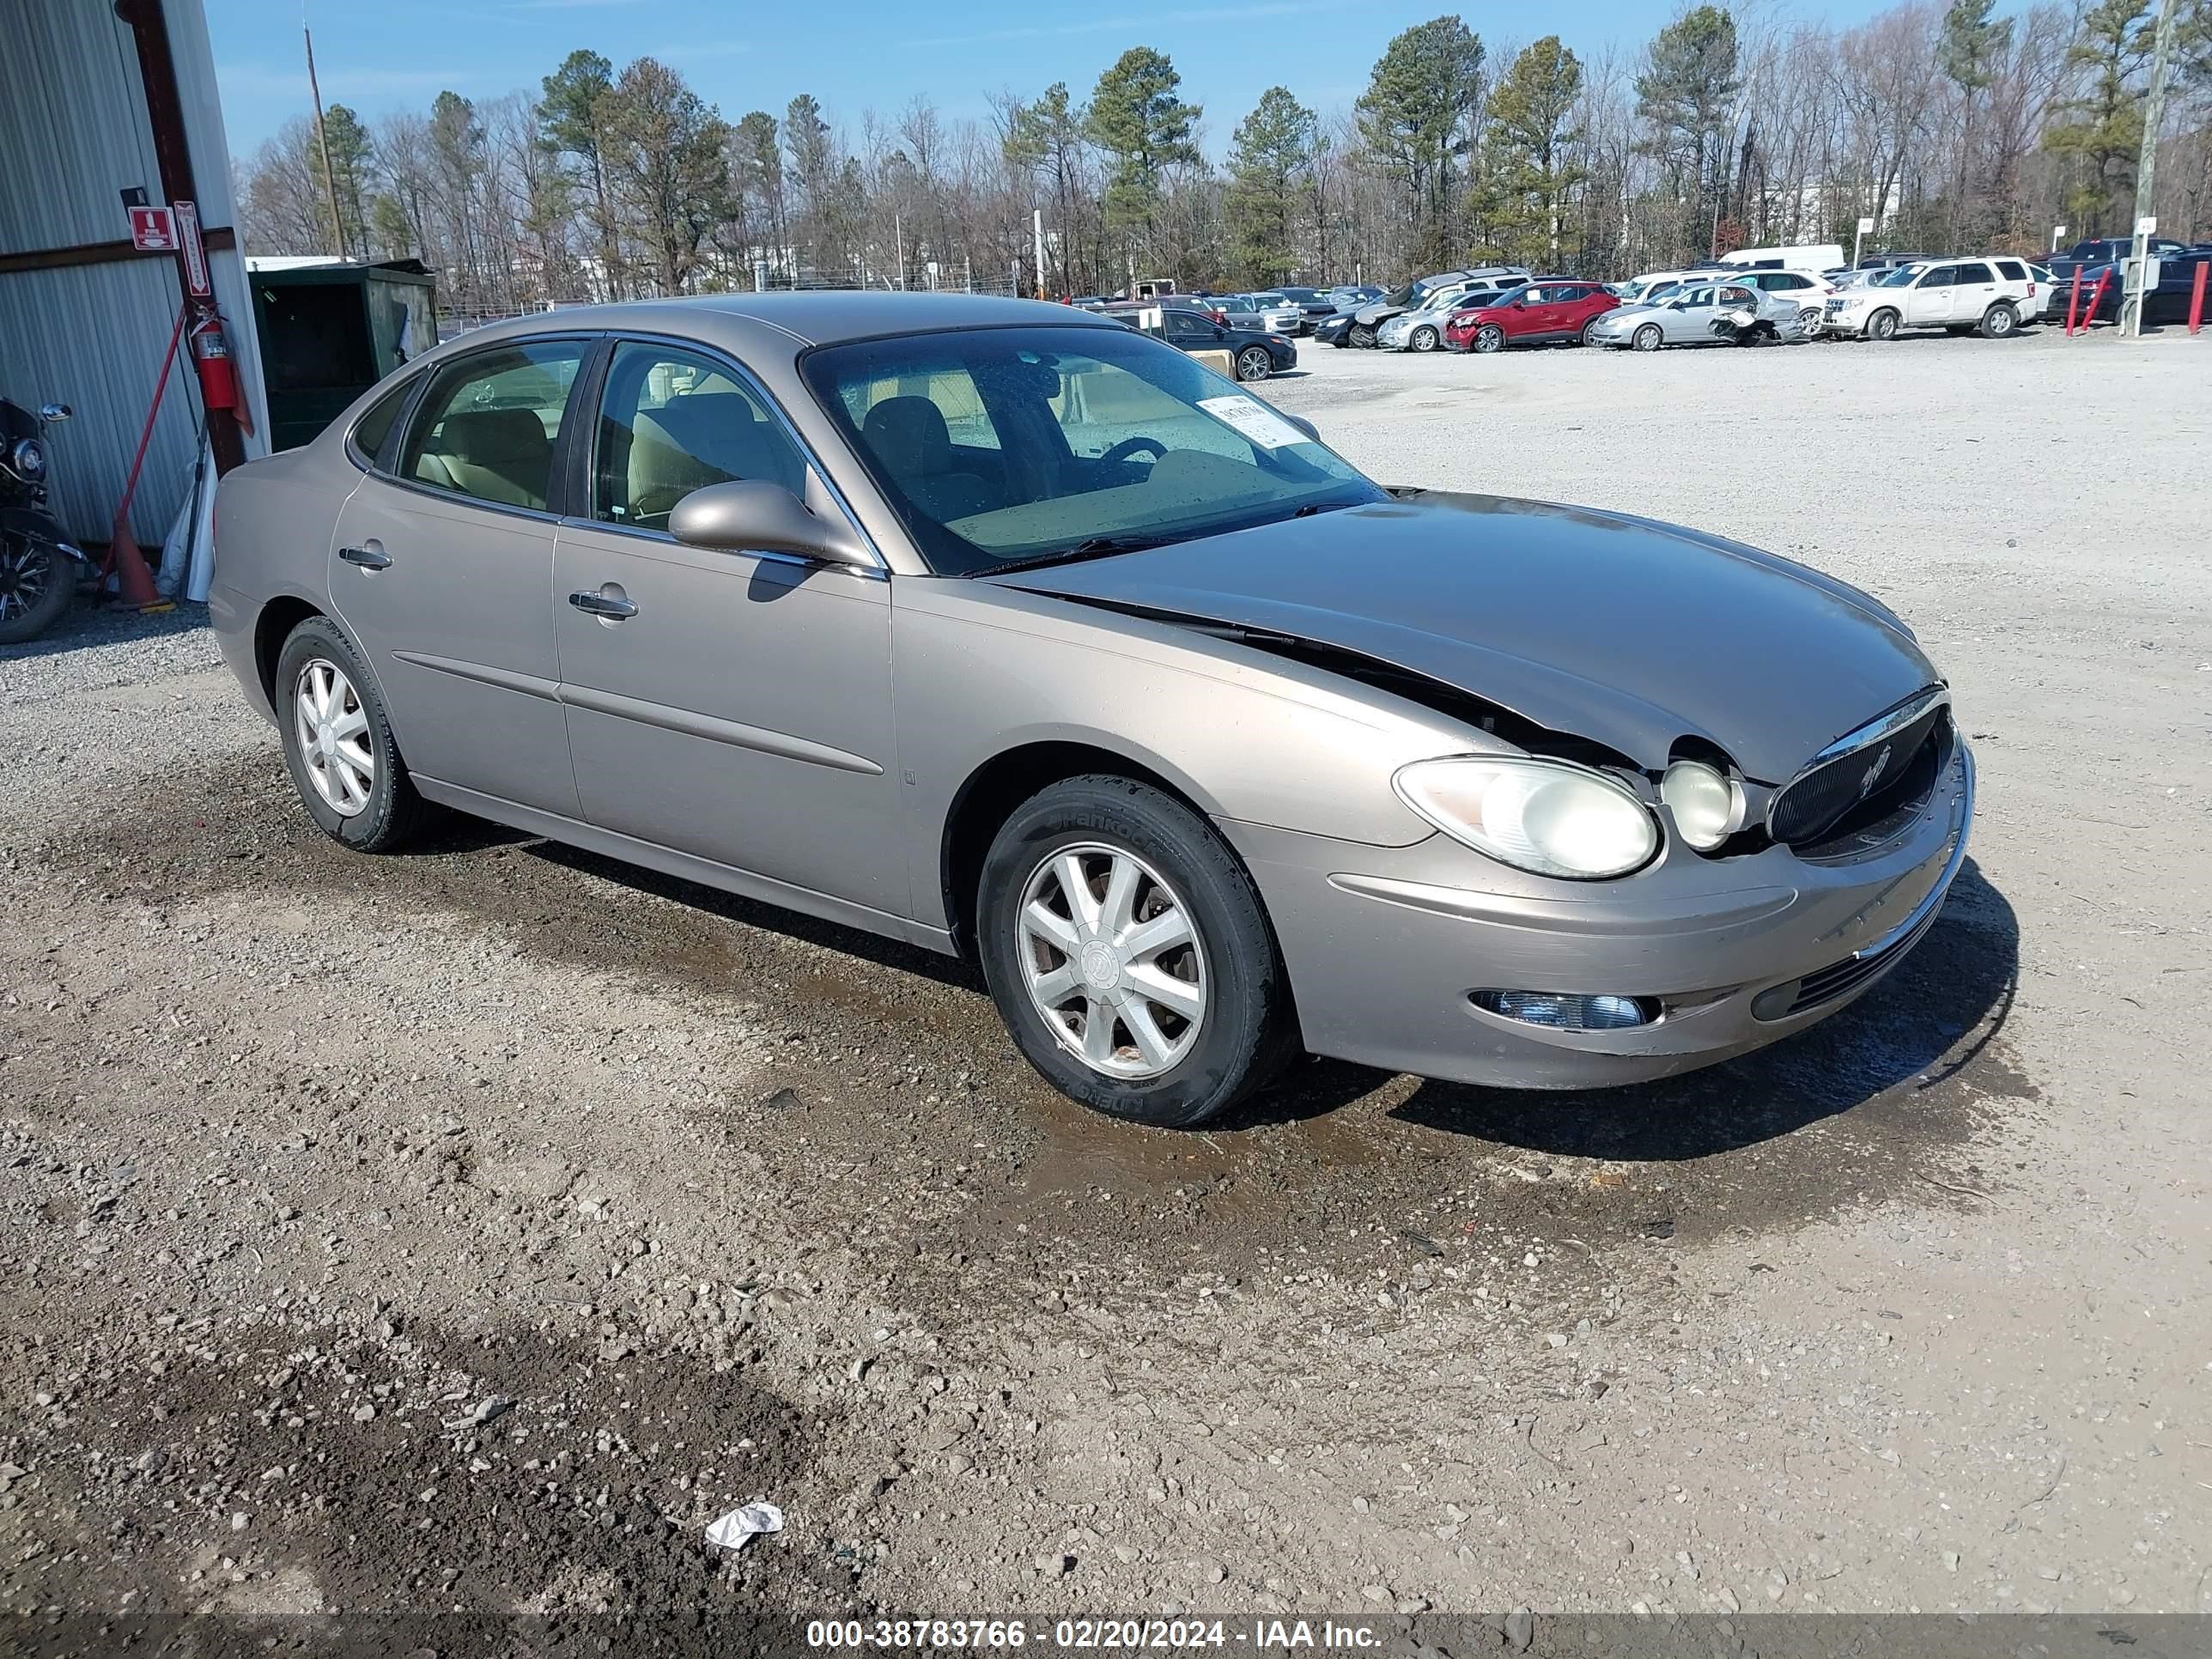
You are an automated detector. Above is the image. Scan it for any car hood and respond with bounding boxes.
[990,493,1937,783]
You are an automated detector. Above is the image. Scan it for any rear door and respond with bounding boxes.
[325,335,590,816]
[1953,261,1999,324]
[550,337,903,915]
[1510,285,1565,339]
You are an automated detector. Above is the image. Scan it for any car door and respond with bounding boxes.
[1953,260,1999,323]
[1504,286,1557,339]
[325,335,589,817]
[550,337,904,915]
[1907,265,1955,326]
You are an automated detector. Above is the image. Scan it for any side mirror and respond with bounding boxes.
[668,477,873,568]
[39,402,71,423]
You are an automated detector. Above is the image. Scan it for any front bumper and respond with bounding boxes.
[1822,310,1873,336]
[1220,739,1973,1089]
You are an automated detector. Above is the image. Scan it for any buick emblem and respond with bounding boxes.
[1857,743,1893,799]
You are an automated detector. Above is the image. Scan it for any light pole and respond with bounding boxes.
[2123,0,2182,337]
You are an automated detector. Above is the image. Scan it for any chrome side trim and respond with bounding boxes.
[556,683,884,775]
[1766,684,1950,838]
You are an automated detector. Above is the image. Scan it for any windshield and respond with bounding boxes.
[803,325,1383,577]
[1876,264,1925,288]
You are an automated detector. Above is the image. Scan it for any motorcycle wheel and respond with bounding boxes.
[0,533,74,646]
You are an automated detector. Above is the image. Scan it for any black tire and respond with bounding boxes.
[273,614,428,853]
[1980,303,2018,339]
[1347,323,1376,349]
[0,534,75,646]
[1235,344,1273,383]
[976,775,1296,1127]
[1867,308,1900,341]
[1579,316,1604,346]
[1474,325,1504,354]
[1410,325,1440,353]
[1632,324,1662,352]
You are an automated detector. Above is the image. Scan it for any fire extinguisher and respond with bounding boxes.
[188,312,253,435]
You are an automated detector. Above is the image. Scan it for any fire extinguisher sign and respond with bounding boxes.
[173,198,212,298]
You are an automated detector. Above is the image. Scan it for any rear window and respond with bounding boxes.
[1995,260,2027,281]
[349,374,416,467]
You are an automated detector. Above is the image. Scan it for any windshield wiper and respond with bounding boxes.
[982,535,1172,576]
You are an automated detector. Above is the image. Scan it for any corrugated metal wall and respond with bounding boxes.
[0,0,270,547]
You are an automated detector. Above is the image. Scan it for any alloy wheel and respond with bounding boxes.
[1412,325,1439,352]
[294,657,375,817]
[1475,325,1504,354]
[1016,842,1207,1079]
[0,537,53,623]
[1237,345,1273,382]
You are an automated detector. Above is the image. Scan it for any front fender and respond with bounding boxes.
[0,506,87,560]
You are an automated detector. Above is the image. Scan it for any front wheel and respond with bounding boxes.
[976,775,1295,1127]
[274,615,428,852]
[1474,325,1505,354]
[1867,308,1900,341]
[1347,323,1376,349]
[1632,324,1662,352]
[1410,325,1440,353]
[1234,344,1273,383]
[1980,303,2019,339]
[0,535,75,646]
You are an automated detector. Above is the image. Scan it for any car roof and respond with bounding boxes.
[443,292,1117,356]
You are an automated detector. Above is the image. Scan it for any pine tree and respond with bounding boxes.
[1087,48,1202,270]
[1484,39,1586,268]
[1356,16,1486,270]
[1224,88,1316,285]
[2042,0,2154,232]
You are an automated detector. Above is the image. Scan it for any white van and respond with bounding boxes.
[1717,244,1845,275]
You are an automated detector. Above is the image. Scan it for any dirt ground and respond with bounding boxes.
[1,325,2207,1650]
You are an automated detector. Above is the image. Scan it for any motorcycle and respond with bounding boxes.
[0,397,89,645]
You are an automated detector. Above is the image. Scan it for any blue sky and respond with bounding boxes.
[207,0,1890,160]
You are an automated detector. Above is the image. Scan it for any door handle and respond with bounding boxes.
[339,544,392,570]
[568,590,638,620]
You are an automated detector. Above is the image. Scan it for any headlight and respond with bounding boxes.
[10,437,45,482]
[1395,756,1658,880]
[1659,759,1746,850]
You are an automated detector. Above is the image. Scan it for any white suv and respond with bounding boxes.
[1822,258,2039,340]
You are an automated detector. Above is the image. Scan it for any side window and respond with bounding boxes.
[1720,286,1753,306]
[1919,266,1955,288]
[349,374,416,467]
[401,341,584,510]
[1955,262,1994,285]
[1995,260,2027,282]
[593,342,807,532]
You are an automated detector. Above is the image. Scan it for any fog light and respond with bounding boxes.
[1473,990,1656,1030]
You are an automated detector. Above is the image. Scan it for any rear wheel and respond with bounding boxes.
[274,615,428,852]
[1410,325,1440,352]
[976,775,1295,1127]
[1234,344,1273,382]
[0,534,74,646]
[1579,316,1605,345]
[1867,308,1900,341]
[1980,302,2019,339]
[1632,324,1662,352]
[1474,325,1505,354]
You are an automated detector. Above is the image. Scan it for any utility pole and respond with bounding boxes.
[303,14,348,260]
[2123,0,2182,337]
[1033,209,1048,301]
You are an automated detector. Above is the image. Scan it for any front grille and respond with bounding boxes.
[1769,692,1949,846]
[1825,297,1848,313]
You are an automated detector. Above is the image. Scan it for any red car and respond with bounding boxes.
[1443,280,1620,352]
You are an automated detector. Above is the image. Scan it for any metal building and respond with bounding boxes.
[0,0,270,550]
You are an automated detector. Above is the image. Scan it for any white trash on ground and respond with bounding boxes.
[705,1502,784,1553]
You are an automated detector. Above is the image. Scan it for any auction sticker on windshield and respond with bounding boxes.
[1198,394,1304,449]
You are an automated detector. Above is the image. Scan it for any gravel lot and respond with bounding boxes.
[2,325,2208,1648]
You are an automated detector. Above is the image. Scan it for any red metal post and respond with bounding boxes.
[2190,258,2208,335]
[2086,268,2112,329]
[2065,267,2084,335]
